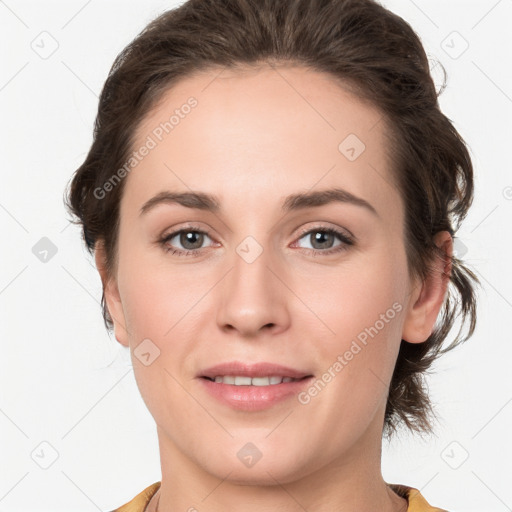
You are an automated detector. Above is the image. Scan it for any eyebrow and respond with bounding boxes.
[139,187,378,217]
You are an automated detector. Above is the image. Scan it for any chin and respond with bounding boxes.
[200,448,316,487]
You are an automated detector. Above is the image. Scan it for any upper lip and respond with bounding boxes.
[199,361,313,380]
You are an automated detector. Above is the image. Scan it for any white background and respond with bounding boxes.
[0,0,511,511]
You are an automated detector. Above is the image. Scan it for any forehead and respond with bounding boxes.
[125,64,402,223]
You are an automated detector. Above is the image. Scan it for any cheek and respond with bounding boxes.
[298,255,407,405]
[120,275,169,339]
[116,242,199,339]
[301,256,405,341]
[117,263,196,422]
[298,280,405,447]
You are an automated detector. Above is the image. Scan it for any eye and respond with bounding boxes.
[158,226,215,257]
[293,226,354,255]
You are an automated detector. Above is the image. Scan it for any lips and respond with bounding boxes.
[197,362,315,411]
[197,361,314,411]
[198,361,313,380]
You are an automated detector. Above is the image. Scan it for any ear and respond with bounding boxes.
[94,241,129,347]
[402,231,453,343]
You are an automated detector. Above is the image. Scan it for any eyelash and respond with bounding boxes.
[158,224,355,258]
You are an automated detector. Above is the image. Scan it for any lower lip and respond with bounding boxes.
[198,377,314,411]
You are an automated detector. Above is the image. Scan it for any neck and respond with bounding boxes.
[153,412,407,512]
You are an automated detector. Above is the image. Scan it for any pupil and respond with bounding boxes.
[181,231,203,250]
[312,231,333,249]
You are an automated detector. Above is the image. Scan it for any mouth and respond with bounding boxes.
[198,361,313,382]
[200,375,311,386]
[197,361,314,411]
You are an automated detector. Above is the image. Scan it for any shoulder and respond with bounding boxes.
[388,483,449,512]
[108,482,161,512]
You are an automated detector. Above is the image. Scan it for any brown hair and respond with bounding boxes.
[64,0,479,438]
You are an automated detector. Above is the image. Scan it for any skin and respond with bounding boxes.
[95,63,452,512]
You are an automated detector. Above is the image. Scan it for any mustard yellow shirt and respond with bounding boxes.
[110,481,448,511]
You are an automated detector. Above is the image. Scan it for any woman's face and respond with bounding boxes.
[99,64,433,484]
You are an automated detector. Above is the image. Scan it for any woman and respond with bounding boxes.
[64,0,479,510]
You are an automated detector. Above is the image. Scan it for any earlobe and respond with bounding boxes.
[94,241,129,347]
[401,231,453,344]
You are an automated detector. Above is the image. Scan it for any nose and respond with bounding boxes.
[216,244,290,337]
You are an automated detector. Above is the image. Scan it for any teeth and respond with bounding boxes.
[211,375,299,386]
[235,376,252,386]
[252,377,271,386]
